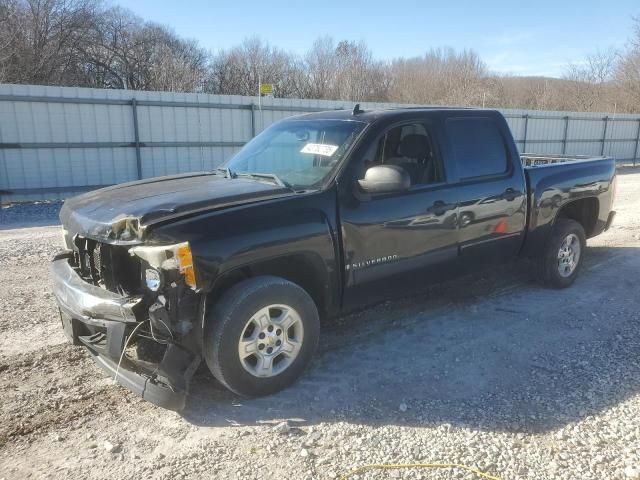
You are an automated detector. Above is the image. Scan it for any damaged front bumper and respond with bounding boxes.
[50,252,200,411]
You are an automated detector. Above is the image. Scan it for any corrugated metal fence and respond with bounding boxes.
[1,83,639,203]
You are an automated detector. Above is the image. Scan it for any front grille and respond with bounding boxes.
[73,237,141,295]
[92,245,101,282]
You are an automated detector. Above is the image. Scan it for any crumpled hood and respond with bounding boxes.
[60,172,293,243]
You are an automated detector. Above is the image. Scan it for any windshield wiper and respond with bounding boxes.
[236,172,291,189]
[214,166,236,178]
[214,168,292,189]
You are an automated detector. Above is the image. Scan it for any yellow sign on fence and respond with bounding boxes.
[259,83,274,96]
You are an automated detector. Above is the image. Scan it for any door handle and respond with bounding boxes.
[503,188,520,201]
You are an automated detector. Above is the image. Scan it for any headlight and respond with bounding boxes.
[145,268,161,291]
[130,242,197,290]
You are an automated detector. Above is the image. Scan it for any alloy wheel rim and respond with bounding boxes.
[557,233,581,277]
[237,304,304,377]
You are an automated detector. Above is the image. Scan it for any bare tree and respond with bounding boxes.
[206,37,301,97]
[614,15,640,112]
[0,0,97,85]
[76,7,208,91]
[0,0,20,81]
[332,40,389,101]
[390,48,487,106]
[302,36,338,99]
[206,36,389,101]
[616,50,640,111]
[146,36,207,92]
[1,2,639,114]
[563,51,616,111]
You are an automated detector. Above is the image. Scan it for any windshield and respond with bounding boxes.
[224,119,366,189]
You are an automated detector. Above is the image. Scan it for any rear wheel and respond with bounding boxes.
[204,276,320,397]
[536,218,586,288]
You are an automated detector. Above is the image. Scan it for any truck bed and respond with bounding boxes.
[520,153,616,257]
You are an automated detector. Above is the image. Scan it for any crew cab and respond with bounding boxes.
[51,107,617,410]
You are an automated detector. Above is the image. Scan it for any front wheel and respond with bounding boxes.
[535,218,586,288]
[204,276,320,397]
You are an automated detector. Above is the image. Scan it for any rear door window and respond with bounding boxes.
[446,118,509,179]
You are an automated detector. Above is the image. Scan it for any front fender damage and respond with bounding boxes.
[52,246,202,411]
[61,308,200,411]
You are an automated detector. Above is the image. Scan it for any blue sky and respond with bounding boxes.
[117,0,638,78]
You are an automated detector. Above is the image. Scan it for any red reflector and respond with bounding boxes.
[494,220,507,234]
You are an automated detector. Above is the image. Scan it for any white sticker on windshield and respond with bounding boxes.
[300,143,339,157]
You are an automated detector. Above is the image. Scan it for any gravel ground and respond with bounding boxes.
[1,168,639,480]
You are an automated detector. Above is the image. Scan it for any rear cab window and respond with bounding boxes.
[446,117,509,179]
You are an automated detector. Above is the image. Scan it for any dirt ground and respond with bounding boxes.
[1,168,639,480]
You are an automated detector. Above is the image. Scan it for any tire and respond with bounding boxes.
[203,276,320,397]
[535,218,586,288]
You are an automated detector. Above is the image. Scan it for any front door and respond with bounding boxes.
[339,117,459,307]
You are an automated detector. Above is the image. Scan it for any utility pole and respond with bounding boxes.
[258,72,261,111]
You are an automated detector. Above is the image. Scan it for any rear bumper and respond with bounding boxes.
[51,253,200,411]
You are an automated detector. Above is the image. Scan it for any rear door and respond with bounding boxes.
[444,114,527,263]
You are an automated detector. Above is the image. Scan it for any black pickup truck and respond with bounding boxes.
[51,107,616,410]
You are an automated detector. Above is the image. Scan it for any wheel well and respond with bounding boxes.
[556,197,599,237]
[208,254,330,316]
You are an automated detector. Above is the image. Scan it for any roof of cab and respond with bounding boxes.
[292,106,491,124]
